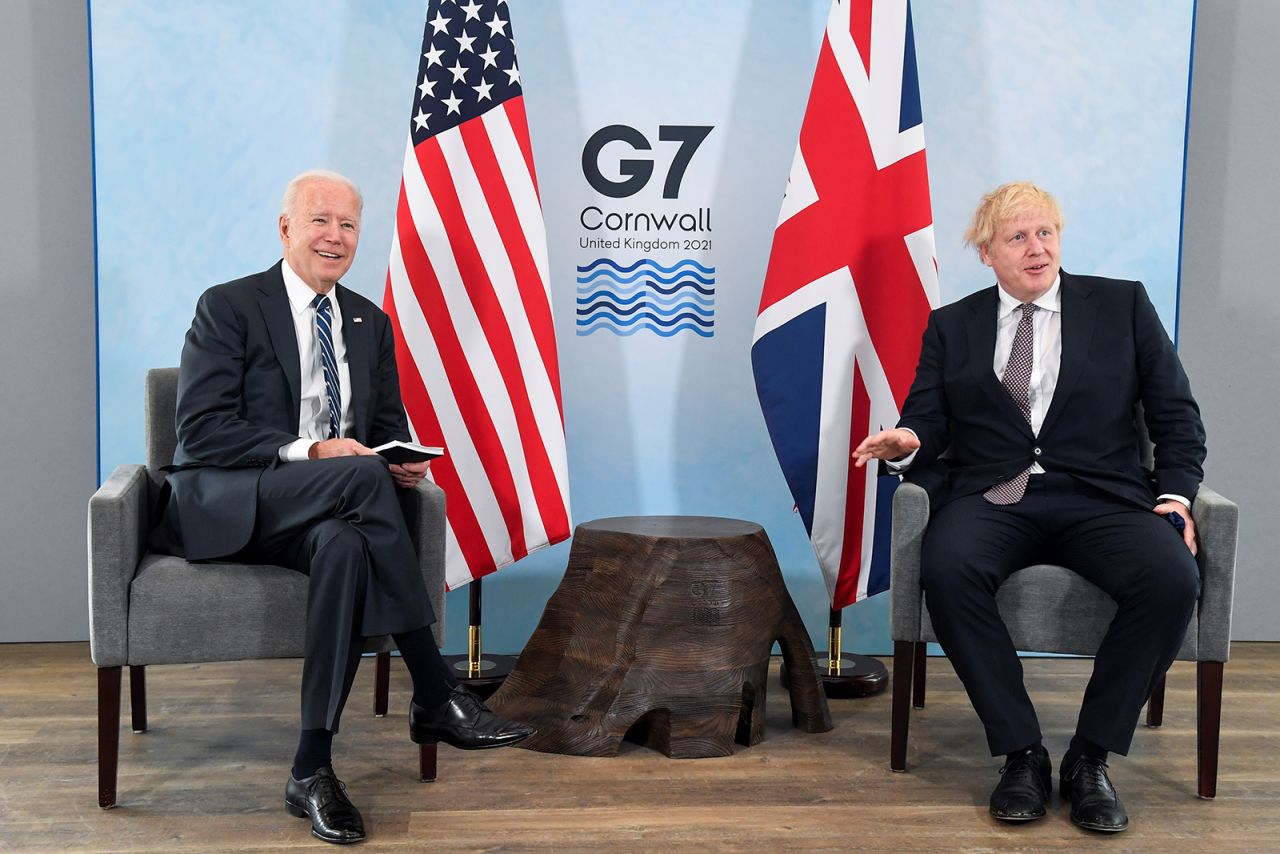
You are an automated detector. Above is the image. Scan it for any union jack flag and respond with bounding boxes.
[752,0,939,608]
[383,0,572,589]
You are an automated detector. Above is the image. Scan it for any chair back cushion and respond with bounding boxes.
[921,564,1198,660]
[145,367,181,484]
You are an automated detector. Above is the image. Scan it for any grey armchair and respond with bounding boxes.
[88,368,447,808]
[888,479,1238,799]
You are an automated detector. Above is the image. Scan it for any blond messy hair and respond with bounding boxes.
[963,182,1063,256]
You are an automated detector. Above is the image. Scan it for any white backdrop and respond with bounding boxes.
[90,0,1195,653]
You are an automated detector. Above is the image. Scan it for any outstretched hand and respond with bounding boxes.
[852,428,920,468]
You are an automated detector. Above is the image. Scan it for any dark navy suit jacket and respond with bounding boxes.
[897,271,1206,510]
[161,261,410,560]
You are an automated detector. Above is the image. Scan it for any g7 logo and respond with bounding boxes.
[582,125,714,199]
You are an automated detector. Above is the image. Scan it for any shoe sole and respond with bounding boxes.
[1070,815,1129,833]
[412,729,536,750]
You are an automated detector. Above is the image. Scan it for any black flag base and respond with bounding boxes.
[442,578,516,700]
[778,606,887,697]
[779,652,888,698]
[441,652,518,701]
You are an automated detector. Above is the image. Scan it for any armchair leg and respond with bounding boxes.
[1146,673,1166,728]
[912,642,927,709]
[891,641,914,772]
[1197,661,1224,799]
[129,665,148,733]
[375,652,390,717]
[419,741,438,782]
[98,667,122,809]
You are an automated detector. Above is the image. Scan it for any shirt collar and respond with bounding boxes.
[281,258,339,315]
[996,274,1061,315]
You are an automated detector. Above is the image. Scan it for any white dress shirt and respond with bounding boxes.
[995,276,1062,474]
[278,259,355,461]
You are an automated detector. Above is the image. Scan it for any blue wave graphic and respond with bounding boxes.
[577,269,716,286]
[575,290,714,308]
[577,321,715,338]
[577,257,715,275]
[575,278,715,297]
[575,257,716,337]
[576,310,714,328]
[577,300,714,319]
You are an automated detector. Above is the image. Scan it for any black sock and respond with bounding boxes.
[1005,741,1044,764]
[292,729,334,780]
[1065,734,1108,768]
[392,624,457,708]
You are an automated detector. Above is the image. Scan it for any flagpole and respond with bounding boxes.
[780,608,888,698]
[441,577,518,700]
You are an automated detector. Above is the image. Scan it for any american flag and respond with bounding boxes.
[751,0,938,609]
[383,0,571,589]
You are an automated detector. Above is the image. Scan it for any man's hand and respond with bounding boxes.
[389,460,430,489]
[852,428,921,468]
[1154,499,1197,556]
[305,439,426,487]
[308,438,377,459]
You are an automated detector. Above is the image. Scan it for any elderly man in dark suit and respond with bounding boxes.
[855,182,1204,833]
[151,170,533,844]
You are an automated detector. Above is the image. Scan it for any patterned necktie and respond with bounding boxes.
[312,293,341,440]
[984,302,1038,505]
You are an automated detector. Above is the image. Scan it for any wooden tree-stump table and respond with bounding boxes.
[487,516,833,758]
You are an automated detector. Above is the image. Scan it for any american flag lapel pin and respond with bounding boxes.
[353,316,364,323]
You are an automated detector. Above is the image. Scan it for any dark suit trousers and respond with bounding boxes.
[233,456,435,732]
[920,473,1199,756]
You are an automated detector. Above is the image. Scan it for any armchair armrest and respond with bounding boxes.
[889,481,930,641]
[1192,485,1238,662]
[399,479,448,646]
[87,464,151,667]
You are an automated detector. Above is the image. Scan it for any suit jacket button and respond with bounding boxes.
[1033,447,1043,456]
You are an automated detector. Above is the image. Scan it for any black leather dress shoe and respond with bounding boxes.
[989,745,1052,822]
[1061,755,1129,833]
[284,765,366,845]
[410,687,536,749]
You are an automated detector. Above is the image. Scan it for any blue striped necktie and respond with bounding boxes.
[312,293,341,440]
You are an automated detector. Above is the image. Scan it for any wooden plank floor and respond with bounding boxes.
[1,642,1277,852]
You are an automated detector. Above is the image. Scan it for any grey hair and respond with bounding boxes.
[280,170,364,219]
